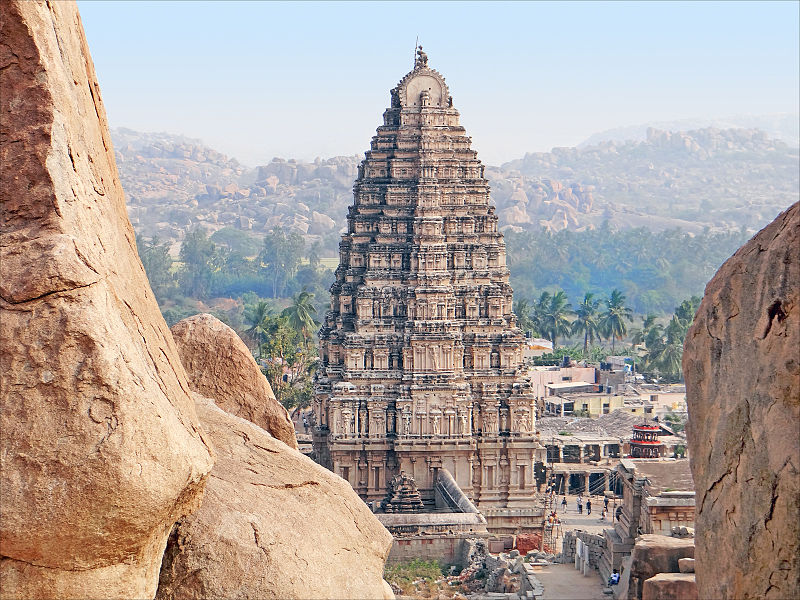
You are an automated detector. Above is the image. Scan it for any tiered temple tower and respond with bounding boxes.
[313,48,543,509]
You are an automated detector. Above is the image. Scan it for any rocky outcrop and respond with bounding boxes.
[684,202,799,600]
[156,394,394,600]
[0,2,214,598]
[642,573,698,600]
[170,314,297,449]
[618,535,694,600]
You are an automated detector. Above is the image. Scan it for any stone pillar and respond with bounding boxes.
[605,473,611,491]
[579,445,586,463]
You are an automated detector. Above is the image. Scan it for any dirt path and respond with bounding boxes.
[535,562,608,600]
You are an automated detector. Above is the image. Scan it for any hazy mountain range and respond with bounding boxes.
[114,122,798,257]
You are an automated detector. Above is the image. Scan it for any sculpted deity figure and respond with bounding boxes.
[486,411,498,433]
[403,411,412,436]
[515,411,529,433]
[429,345,440,370]
[460,412,469,435]
[431,414,441,436]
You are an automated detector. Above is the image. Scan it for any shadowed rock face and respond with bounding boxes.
[156,395,394,600]
[0,2,214,597]
[171,313,298,449]
[684,202,799,600]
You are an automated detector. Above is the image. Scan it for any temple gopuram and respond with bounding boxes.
[312,48,544,511]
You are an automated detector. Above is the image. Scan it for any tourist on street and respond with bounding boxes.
[561,496,567,512]
[604,496,609,510]
[601,508,607,520]
[577,499,583,514]
[608,569,620,585]
[586,499,592,515]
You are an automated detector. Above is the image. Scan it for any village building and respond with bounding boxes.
[312,48,544,516]
[599,458,695,583]
[537,413,688,494]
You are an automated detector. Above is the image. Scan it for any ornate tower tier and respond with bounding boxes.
[313,48,543,508]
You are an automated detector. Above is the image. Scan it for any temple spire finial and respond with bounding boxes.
[415,44,428,69]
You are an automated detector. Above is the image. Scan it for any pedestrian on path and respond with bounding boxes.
[577,499,583,514]
[561,496,567,513]
[586,499,592,515]
[604,496,609,510]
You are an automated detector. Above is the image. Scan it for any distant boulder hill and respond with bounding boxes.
[114,122,798,256]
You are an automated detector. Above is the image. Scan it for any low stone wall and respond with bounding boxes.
[386,536,488,568]
[561,530,606,570]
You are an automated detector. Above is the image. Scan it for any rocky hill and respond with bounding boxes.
[115,125,798,256]
[496,127,798,234]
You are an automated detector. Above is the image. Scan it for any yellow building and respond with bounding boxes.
[544,392,626,417]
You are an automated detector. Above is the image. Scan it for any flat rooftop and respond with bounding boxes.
[620,458,695,494]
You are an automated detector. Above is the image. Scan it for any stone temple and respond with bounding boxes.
[313,48,544,512]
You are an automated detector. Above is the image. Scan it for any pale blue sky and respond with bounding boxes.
[78,1,799,166]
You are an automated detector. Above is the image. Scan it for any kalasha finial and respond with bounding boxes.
[415,45,428,69]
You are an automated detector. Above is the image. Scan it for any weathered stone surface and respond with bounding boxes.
[0,1,214,598]
[642,573,698,600]
[677,558,694,574]
[623,535,694,600]
[156,394,394,599]
[171,313,297,449]
[684,202,799,600]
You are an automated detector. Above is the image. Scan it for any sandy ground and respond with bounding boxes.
[535,493,619,599]
[535,563,609,600]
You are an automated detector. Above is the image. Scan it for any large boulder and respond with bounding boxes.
[684,202,799,600]
[642,573,698,600]
[170,314,297,449]
[622,535,694,600]
[0,2,214,598]
[157,394,394,599]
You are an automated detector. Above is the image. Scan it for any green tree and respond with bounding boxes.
[572,292,602,357]
[513,298,537,335]
[243,299,275,359]
[307,240,322,270]
[281,290,319,345]
[136,233,175,303]
[600,289,633,354]
[531,291,552,336]
[179,227,216,299]
[260,228,305,298]
[540,290,574,348]
[260,315,318,414]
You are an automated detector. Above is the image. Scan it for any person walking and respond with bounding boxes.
[561,496,567,513]
[604,496,609,510]
[586,498,592,515]
[577,498,583,514]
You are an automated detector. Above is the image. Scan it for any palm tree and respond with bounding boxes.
[532,291,552,338]
[281,290,319,346]
[513,298,536,335]
[600,289,633,354]
[541,290,574,348]
[243,300,274,359]
[655,315,686,380]
[572,292,602,357]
